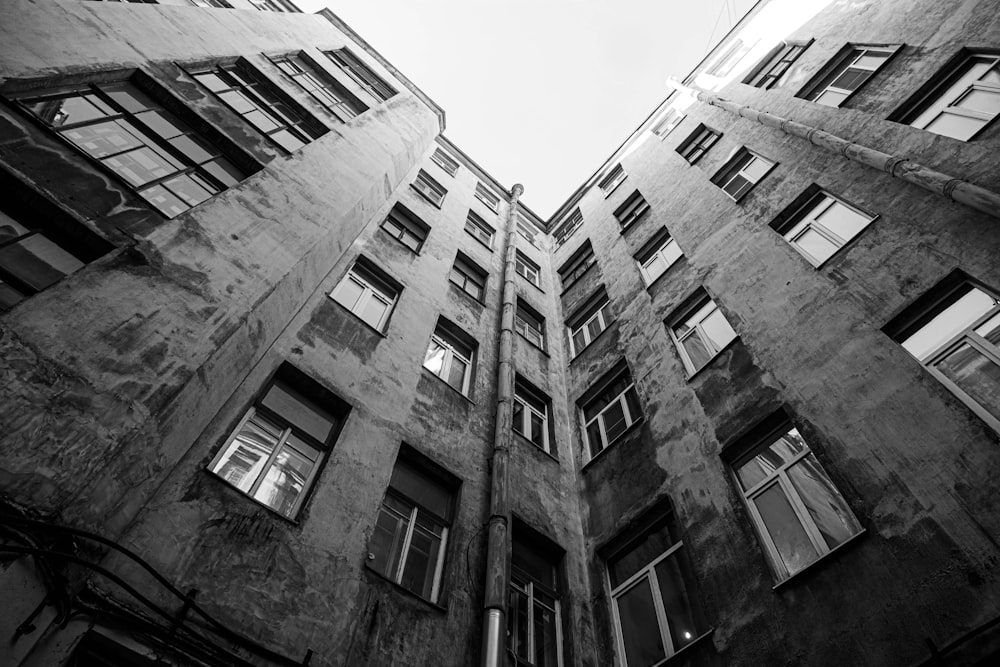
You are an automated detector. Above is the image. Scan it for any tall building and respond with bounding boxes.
[2,0,1000,665]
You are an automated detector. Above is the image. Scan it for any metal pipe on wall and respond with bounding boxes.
[666,79,1000,221]
[480,182,524,667]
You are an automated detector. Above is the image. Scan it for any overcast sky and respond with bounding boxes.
[295,0,759,219]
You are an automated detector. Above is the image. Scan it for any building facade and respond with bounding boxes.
[2,1,1000,666]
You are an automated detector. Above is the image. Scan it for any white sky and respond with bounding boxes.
[295,0,759,218]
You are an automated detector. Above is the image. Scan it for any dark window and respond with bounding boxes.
[598,164,627,196]
[475,182,501,213]
[509,525,565,666]
[450,252,487,302]
[744,40,812,89]
[431,148,459,177]
[412,169,447,207]
[380,204,429,253]
[553,209,583,248]
[513,376,553,455]
[557,241,596,289]
[17,78,251,218]
[581,362,642,459]
[464,210,495,249]
[325,48,397,103]
[676,124,721,164]
[614,191,650,232]
[271,52,367,123]
[192,61,326,153]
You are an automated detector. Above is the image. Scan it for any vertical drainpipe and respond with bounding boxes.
[481,182,524,667]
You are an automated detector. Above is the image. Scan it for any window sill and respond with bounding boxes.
[464,230,494,252]
[772,529,867,591]
[327,296,389,338]
[512,431,559,464]
[683,338,740,382]
[517,333,549,358]
[581,418,644,472]
[518,276,546,295]
[203,469,302,526]
[658,628,715,666]
[363,562,448,613]
[420,368,476,405]
[559,262,597,296]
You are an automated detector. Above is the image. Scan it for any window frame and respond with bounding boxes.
[598,164,627,197]
[667,291,738,376]
[509,530,565,667]
[614,191,650,233]
[324,48,397,103]
[329,260,400,332]
[557,241,597,291]
[676,124,722,164]
[798,43,901,107]
[635,229,683,287]
[513,377,552,455]
[553,209,583,248]
[267,51,367,123]
[380,204,429,254]
[581,365,643,459]
[652,108,686,139]
[517,216,542,250]
[475,182,501,213]
[464,210,495,249]
[431,148,460,177]
[567,291,614,357]
[710,147,777,201]
[422,324,475,396]
[515,298,547,351]
[514,250,541,288]
[743,40,813,89]
[411,169,447,208]
[770,188,877,267]
[449,252,488,303]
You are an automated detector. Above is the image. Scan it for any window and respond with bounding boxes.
[380,204,429,253]
[270,53,367,123]
[368,449,456,603]
[465,211,495,249]
[652,108,685,138]
[431,148,459,176]
[475,182,501,213]
[513,377,552,454]
[614,191,650,232]
[706,38,755,77]
[0,173,114,312]
[412,169,447,208]
[553,209,583,248]
[324,48,397,103]
[799,44,899,107]
[897,52,1000,141]
[515,250,540,287]
[330,259,399,332]
[635,229,683,286]
[604,503,706,666]
[192,61,326,153]
[517,216,542,249]
[744,40,812,89]
[728,414,863,581]
[17,79,251,218]
[668,291,738,375]
[449,252,487,302]
[581,363,642,459]
[423,320,475,396]
[516,299,546,350]
[770,188,876,267]
[598,164,627,196]
[710,148,776,201]
[567,290,614,357]
[509,528,564,667]
[676,125,721,164]
[189,0,234,8]
[209,366,348,518]
[557,241,596,290]
[886,273,1000,433]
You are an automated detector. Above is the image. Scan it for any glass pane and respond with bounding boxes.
[423,339,446,376]
[218,89,257,114]
[815,88,849,107]
[400,517,442,599]
[105,146,181,186]
[854,52,889,69]
[509,585,530,660]
[742,156,772,181]
[194,72,229,92]
[168,134,215,164]
[681,332,712,371]
[26,94,110,127]
[701,307,737,352]
[787,454,862,550]
[201,158,245,187]
[513,400,525,437]
[0,233,84,291]
[674,300,714,338]
[140,184,189,218]
[953,88,1000,115]
[136,110,187,139]
[935,342,1000,419]
[389,461,452,520]
[602,400,629,444]
[830,68,870,91]
[586,316,604,340]
[587,420,605,458]
[572,329,587,354]
[63,120,144,158]
[360,294,389,329]
[211,412,282,492]
[534,600,559,666]
[608,519,673,587]
[252,437,315,517]
[617,578,667,667]
[753,482,818,575]
[271,129,306,153]
[643,253,666,281]
[334,276,365,311]
[530,411,546,447]
[901,287,996,360]
[975,312,1000,343]
[369,499,409,579]
[447,356,468,392]
[163,174,214,207]
[512,542,556,589]
[793,227,840,264]
[102,84,157,113]
[260,381,337,444]
[815,200,871,241]
[655,555,700,652]
[724,175,752,199]
[736,428,809,490]
[925,112,985,141]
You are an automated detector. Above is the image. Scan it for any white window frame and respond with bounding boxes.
[711,148,776,201]
[450,255,487,302]
[598,164,627,197]
[637,234,683,286]
[513,383,550,454]
[412,169,446,208]
[745,41,810,89]
[668,294,738,375]
[554,209,583,248]
[515,302,546,350]
[568,297,613,357]
[380,208,427,253]
[515,251,540,287]
[730,425,863,581]
[517,217,542,249]
[803,45,898,107]
[375,490,449,603]
[907,53,1000,141]
[509,569,563,666]
[330,264,398,331]
[475,182,501,212]
[431,147,459,176]
[778,191,877,267]
[899,282,1000,434]
[583,378,641,458]
[615,192,650,231]
[423,332,473,396]
[652,108,685,138]
[558,243,596,289]
[464,211,495,249]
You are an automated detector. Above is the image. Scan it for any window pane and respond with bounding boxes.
[617,578,666,666]
[271,129,306,153]
[389,462,452,520]
[586,317,604,340]
[793,227,840,264]
[572,329,587,354]
[815,88,849,106]
[334,275,365,311]
[753,482,818,575]
[513,400,525,437]
[63,120,144,158]
[925,112,985,141]
[654,555,700,651]
[815,200,871,241]
[211,413,282,492]
[608,520,673,587]
[163,174,214,207]
[447,356,468,392]
[830,68,869,91]
[700,308,737,352]
[0,234,84,291]
[587,420,605,458]
[27,94,111,127]
[509,585,530,660]
[140,184,188,218]
[953,88,1000,115]
[602,400,629,443]
[529,411,546,447]
[400,517,443,600]
[681,332,713,371]
[534,599,559,666]
[787,454,862,550]
[359,293,389,329]
[736,430,809,490]
[370,499,410,579]
[260,381,337,444]
[934,342,1000,418]
[423,339,446,376]
[742,156,772,181]
[901,287,995,360]
[252,436,316,517]
[105,146,181,186]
